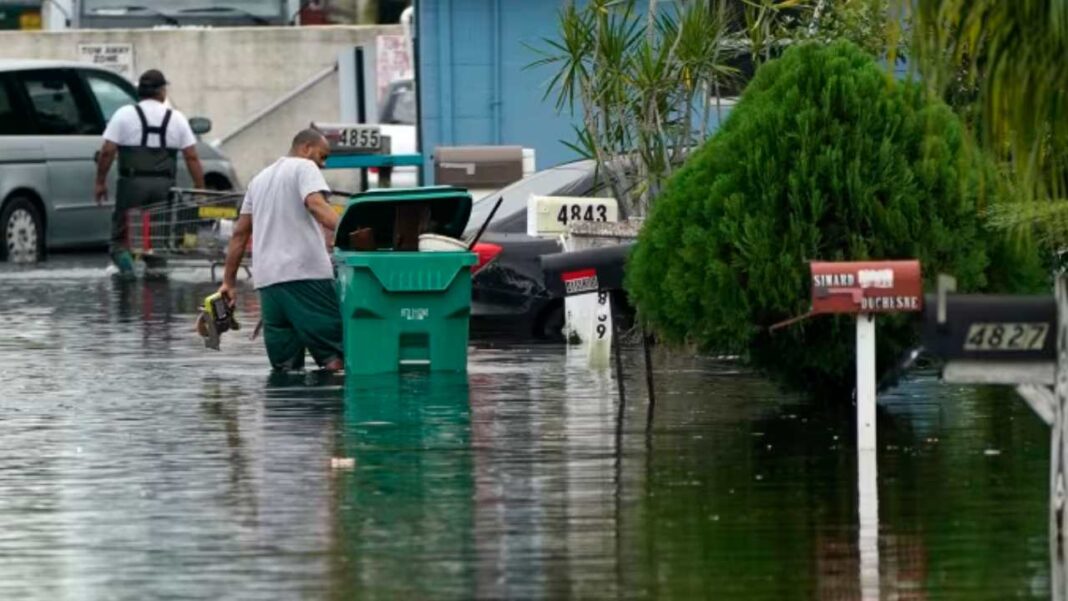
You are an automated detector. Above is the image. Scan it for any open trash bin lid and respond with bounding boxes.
[335,186,473,251]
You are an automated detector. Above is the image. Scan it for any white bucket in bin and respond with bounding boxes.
[418,233,467,252]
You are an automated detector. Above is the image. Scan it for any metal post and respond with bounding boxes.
[856,313,877,451]
[379,136,393,189]
[613,316,626,445]
[856,312,879,598]
[1053,275,1068,588]
[643,328,656,433]
[589,292,612,369]
[857,448,881,601]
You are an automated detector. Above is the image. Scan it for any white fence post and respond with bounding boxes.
[856,313,877,452]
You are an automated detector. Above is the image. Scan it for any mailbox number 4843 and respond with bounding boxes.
[557,204,609,225]
[963,322,1049,352]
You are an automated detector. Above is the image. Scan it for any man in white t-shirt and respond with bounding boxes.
[94,69,205,274]
[217,129,342,371]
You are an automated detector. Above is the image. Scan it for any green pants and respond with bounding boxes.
[259,279,343,370]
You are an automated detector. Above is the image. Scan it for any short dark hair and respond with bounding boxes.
[137,85,163,100]
[292,129,327,149]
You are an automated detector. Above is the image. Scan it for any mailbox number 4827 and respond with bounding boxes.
[963,322,1049,352]
[557,204,609,225]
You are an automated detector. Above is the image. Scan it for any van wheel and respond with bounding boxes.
[205,175,232,191]
[0,196,44,263]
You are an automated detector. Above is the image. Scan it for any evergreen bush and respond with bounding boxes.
[627,41,1046,395]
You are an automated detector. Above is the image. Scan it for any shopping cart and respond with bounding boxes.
[126,188,249,281]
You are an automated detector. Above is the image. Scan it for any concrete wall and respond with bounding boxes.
[220,66,363,193]
[0,24,402,183]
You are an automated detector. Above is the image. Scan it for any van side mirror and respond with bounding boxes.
[189,117,212,135]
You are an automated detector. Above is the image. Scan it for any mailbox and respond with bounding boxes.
[541,243,633,297]
[810,260,923,315]
[922,293,1056,362]
[434,146,524,189]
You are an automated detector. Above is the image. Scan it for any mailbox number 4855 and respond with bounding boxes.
[557,204,609,225]
[963,322,1049,351]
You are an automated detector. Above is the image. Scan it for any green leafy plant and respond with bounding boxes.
[909,0,1068,246]
[627,41,1045,395]
[531,0,738,218]
[800,0,906,60]
[533,0,908,221]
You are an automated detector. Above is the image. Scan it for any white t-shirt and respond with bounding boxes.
[102,99,197,150]
[241,157,334,289]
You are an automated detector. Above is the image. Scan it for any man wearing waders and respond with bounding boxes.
[216,129,343,372]
[94,69,205,274]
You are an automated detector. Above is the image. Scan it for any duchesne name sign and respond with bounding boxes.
[810,260,923,316]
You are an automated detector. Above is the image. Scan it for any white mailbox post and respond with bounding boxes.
[527,196,620,367]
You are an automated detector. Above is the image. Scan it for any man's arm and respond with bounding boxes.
[182,146,207,190]
[94,141,118,205]
[305,192,339,232]
[218,213,252,302]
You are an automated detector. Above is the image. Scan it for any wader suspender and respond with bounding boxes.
[134,105,172,149]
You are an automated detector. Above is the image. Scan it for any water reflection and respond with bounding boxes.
[331,373,473,599]
[0,257,1061,600]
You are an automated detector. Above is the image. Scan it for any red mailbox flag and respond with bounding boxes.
[810,260,923,315]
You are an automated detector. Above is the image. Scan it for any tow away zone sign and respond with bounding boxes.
[77,43,135,78]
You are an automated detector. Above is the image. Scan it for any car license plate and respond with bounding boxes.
[198,206,238,219]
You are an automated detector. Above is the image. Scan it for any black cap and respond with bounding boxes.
[138,69,168,89]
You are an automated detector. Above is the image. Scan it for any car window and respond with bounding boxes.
[384,83,416,125]
[85,72,135,122]
[19,72,97,136]
[0,77,31,135]
[466,161,596,234]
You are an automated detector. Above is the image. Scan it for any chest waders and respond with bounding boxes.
[110,105,179,273]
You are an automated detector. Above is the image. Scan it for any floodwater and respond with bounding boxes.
[0,255,1054,600]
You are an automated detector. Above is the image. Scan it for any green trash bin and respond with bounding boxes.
[334,186,477,374]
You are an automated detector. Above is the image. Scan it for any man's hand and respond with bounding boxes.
[217,281,237,307]
[94,181,108,205]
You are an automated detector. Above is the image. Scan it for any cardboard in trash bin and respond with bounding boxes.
[335,186,473,251]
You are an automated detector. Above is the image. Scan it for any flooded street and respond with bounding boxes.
[0,256,1053,599]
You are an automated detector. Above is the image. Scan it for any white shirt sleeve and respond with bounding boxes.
[169,112,197,150]
[102,106,133,145]
[240,190,254,215]
[297,160,331,203]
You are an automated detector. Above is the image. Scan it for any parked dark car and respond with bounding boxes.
[464,159,633,340]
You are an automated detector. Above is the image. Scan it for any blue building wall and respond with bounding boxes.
[416,0,581,182]
[415,1,906,185]
[415,0,737,184]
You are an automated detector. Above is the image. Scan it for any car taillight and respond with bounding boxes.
[369,167,379,173]
[472,243,502,274]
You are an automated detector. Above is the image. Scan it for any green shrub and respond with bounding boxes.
[627,41,1045,395]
